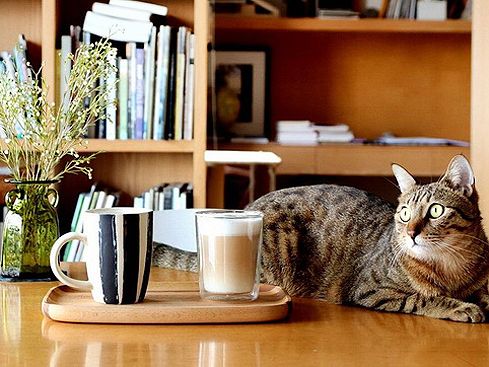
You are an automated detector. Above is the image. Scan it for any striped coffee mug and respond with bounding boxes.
[50,207,153,304]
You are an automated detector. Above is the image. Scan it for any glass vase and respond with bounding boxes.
[0,180,59,279]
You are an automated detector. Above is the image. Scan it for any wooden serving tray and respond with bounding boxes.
[42,282,291,324]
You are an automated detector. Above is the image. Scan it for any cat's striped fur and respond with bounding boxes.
[153,155,489,323]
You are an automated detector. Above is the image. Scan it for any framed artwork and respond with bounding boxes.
[214,49,268,138]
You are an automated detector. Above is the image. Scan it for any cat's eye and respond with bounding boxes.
[428,203,445,219]
[399,207,411,222]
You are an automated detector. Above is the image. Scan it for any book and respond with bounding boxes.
[93,2,167,23]
[317,131,354,143]
[163,184,174,209]
[109,0,168,16]
[135,47,145,139]
[183,33,195,140]
[276,120,313,132]
[0,55,6,74]
[173,26,188,141]
[126,42,137,139]
[65,183,99,262]
[0,51,15,78]
[105,48,117,140]
[97,76,106,139]
[81,31,97,139]
[277,131,318,145]
[65,192,90,261]
[374,135,469,147]
[164,28,178,140]
[12,34,30,82]
[152,25,171,140]
[62,192,85,261]
[143,26,157,139]
[78,187,120,261]
[117,58,129,139]
[83,11,153,43]
[104,193,119,208]
[313,123,350,133]
[59,35,72,112]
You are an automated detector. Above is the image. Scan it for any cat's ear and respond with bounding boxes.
[392,164,416,194]
[441,155,475,197]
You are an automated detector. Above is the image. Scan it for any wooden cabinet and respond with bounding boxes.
[0,0,208,223]
[214,16,471,177]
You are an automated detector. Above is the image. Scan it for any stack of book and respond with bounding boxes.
[276,120,355,145]
[382,0,417,19]
[63,183,120,262]
[133,182,193,210]
[60,0,196,141]
[315,123,354,143]
[276,120,318,145]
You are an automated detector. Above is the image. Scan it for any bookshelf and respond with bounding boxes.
[216,16,471,33]
[218,143,469,176]
[0,0,208,225]
[214,16,472,178]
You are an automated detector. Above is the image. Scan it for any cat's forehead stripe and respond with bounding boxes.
[407,188,432,205]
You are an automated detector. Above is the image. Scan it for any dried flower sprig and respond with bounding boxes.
[0,38,117,182]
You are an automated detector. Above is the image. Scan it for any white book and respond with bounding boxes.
[317,131,354,143]
[60,35,72,113]
[104,194,117,208]
[0,51,15,78]
[92,2,154,22]
[109,0,168,16]
[83,11,153,43]
[313,124,350,133]
[143,26,157,139]
[95,190,108,208]
[183,33,195,140]
[105,48,117,140]
[118,58,129,139]
[143,189,154,209]
[133,196,144,208]
[277,120,312,131]
[127,42,137,139]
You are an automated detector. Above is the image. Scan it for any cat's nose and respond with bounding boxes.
[407,228,421,239]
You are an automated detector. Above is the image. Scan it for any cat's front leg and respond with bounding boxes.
[354,288,485,323]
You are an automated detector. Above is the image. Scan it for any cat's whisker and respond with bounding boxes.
[426,237,486,261]
[443,233,489,246]
[390,242,406,268]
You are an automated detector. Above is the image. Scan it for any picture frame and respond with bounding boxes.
[214,49,269,138]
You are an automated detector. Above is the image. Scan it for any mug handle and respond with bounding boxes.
[50,232,92,291]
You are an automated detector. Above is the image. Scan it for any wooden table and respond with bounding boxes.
[1,267,489,366]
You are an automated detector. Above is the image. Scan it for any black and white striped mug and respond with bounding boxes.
[50,208,153,304]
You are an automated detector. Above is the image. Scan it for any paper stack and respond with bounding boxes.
[314,123,354,143]
[276,120,318,145]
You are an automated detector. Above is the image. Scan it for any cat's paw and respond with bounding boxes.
[446,303,485,323]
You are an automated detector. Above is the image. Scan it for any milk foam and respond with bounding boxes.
[197,217,262,236]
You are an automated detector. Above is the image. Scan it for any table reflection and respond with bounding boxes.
[42,320,265,367]
[1,284,21,344]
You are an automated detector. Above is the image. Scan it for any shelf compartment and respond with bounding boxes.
[81,139,196,153]
[217,143,470,176]
[215,16,471,34]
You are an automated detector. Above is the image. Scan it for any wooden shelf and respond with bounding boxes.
[217,143,470,176]
[80,139,195,153]
[215,16,471,33]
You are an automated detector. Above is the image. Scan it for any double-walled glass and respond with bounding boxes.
[196,210,263,301]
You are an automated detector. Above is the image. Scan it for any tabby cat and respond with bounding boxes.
[153,155,489,323]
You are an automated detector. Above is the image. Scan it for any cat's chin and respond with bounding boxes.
[403,237,435,261]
